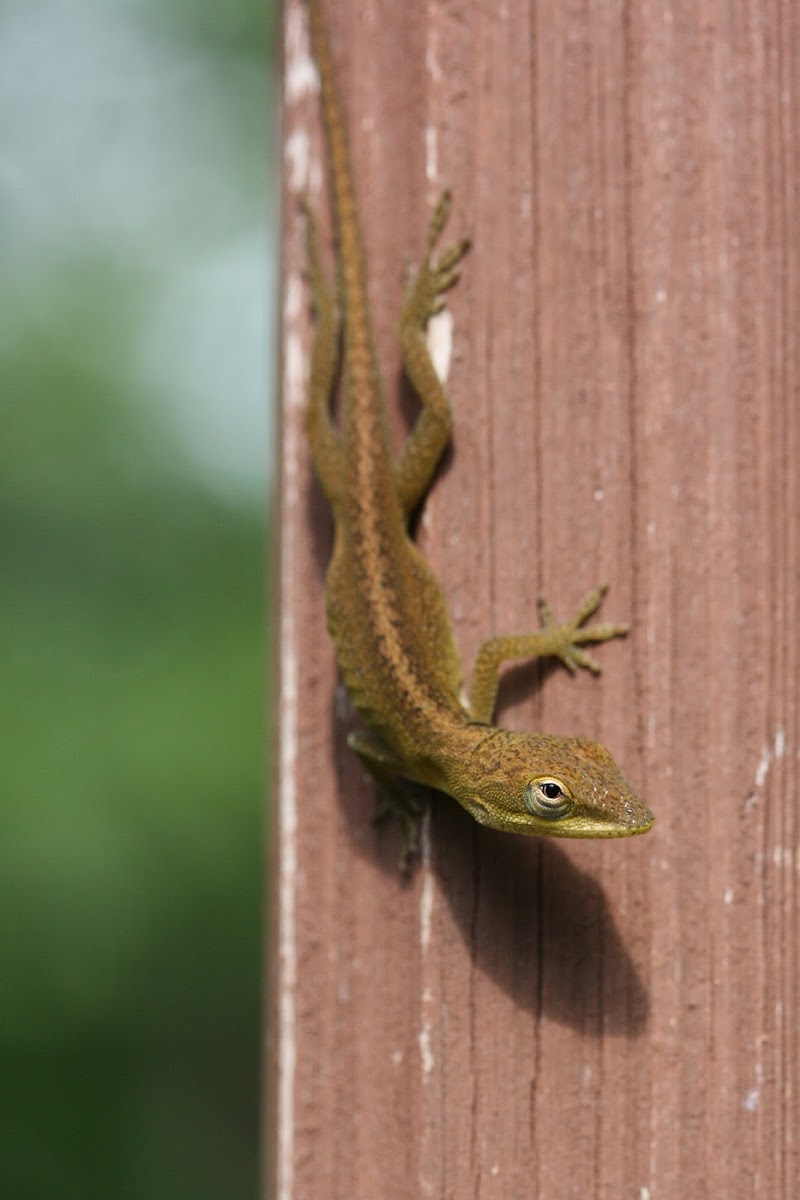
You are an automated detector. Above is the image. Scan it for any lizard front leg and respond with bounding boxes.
[467,584,628,723]
[395,191,470,515]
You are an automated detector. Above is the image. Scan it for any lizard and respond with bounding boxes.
[301,0,654,867]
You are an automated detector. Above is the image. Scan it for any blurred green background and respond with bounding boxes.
[0,0,274,1196]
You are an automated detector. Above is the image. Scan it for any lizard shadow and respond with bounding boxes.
[430,798,650,1037]
[306,374,647,1038]
[334,712,650,1038]
[429,663,650,1037]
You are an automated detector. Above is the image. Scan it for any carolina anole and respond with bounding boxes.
[302,0,653,866]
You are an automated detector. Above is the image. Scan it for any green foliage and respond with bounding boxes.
[0,279,265,1198]
[0,0,273,1195]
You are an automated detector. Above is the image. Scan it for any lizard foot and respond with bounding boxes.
[372,785,426,873]
[349,729,426,872]
[403,190,471,330]
[536,583,628,675]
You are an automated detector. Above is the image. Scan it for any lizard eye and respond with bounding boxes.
[524,777,574,820]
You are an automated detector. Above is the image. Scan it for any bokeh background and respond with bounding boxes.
[1,0,274,1196]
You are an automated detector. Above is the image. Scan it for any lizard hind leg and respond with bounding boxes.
[348,730,427,872]
[395,191,471,515]
[301,197,345,505]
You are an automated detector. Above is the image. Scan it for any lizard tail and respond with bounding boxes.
[306,0,373,360]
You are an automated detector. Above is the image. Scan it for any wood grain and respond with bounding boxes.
[269,1,800,1196]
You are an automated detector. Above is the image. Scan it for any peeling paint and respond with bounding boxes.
[427,308,454,383]
[743,1062,764,1114]
[747,726,787,811]
[275,7,316,1194]
[418,1026,434,1074]
[275,259,305,1200]
[754,745,771,788]
[285,3,318,103]
[425,124,438,183]
[285,128,311,192]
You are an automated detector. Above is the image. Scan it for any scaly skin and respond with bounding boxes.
[303,0,653,866]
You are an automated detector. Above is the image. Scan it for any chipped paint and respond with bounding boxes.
[746,726,787,810]
[418,984,436,1076]
[285,128,312,192]
[743,1062,764,1114]
[285,2,318,103]
[427,307,454,383]
[425,124,439,183]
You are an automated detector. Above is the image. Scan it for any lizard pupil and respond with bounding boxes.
[542,782,562,800]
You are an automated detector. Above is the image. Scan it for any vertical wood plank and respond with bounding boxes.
[269,1,800,1196]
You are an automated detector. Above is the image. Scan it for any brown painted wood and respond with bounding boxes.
[269,1,800,1197]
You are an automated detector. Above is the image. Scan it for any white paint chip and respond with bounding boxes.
[754,745,771,788]
[751,727,787,800]
[425,124,438,183]
[285,128,311,192]
[418,1025,434,1075]
[284,4,318,103]
[427,307,454,381]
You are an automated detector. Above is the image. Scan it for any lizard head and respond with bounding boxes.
[452,728,653,839]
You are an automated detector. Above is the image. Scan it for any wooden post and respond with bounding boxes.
[269,1,799,1196]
